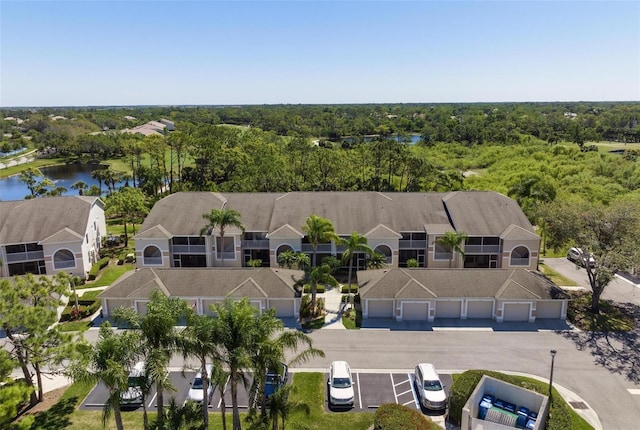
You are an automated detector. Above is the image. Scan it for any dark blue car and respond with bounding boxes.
[265,363,288,398]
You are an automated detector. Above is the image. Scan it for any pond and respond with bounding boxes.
[0,164,124,201]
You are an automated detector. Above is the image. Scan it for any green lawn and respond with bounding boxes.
[538,263,578,286]
[85,264,136,288]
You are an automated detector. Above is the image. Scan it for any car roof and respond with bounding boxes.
[416,363,440,380]
[331,361,351,378]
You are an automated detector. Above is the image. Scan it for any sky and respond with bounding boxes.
[1,0,639,107]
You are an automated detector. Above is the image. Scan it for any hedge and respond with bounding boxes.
[302,284,326,294]
[449,370,573,430]
[60,301,100,322]
[341,285,359,294]
[88,257,110,280]
[374,403,438,430]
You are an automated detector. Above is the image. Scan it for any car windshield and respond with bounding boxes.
[127,376,143,388]
[423,380,443,391]
[266,374,278,384]
[192,377,203,389]
[332,377,352,388]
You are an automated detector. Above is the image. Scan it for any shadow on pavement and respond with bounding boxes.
[561,302,640,384]
[361,318,575,332]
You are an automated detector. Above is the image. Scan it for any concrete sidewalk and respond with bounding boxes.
[319,287,346,329]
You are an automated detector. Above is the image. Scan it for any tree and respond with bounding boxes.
[267,384,309,430]
[308,264,339,315]
[179,312,219,428]
[91,168,109,196]
[0,273,84,405]
[294,252,310,272]
[366,252,387,269]
[436,231,468,268]
[0,349,31,427]
[200,208,245,267]
[68,323,141,430]
[542,199,640,313]
[113,290,189,429]
[277,250,297,269]
[301,214,338,275]
[70,180,88,196]
[106,187,148,247]
[18,167,54,198]
[338,232,374,298]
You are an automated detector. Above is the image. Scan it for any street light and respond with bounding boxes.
[549,349,557,400]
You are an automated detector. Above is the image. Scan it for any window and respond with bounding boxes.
[216,237,235,260]
[53,249,75,269]
[434,238,452,260]
[143,246,162,265]
[510,246,530,266]
[374,245,392,265]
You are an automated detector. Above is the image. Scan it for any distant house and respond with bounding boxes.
[122,120,172,137]
[159,119,175,131]
[0,196,106,278]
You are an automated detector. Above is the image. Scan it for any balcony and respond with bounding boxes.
[399,240,427,249]
[171,245,206,254]
[301,244,332,253]
[5,250,45,263]
[464,245,500,254]
[241,239,269,249]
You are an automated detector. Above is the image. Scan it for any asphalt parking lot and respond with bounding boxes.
[324,370,452,416]
[81,370,451,417]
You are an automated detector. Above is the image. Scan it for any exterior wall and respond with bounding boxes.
[368,237,399,268]
[212,234,243,267]
[102,298,134,317]
[136,238,171,268]
[462,375,548,430]
[269,238,302,267]
[502,237,540,270]
[85,200,107,272]
[426,235,458,269]
[43,242,85,277]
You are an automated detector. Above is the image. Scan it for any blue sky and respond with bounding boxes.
[1,0,638,106]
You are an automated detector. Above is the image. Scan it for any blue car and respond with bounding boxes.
[265,363,288,398]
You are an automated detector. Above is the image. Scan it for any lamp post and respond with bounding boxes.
[549,349,557,400]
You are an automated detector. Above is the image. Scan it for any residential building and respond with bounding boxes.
[134,191,540,272]
[0,196,106,278]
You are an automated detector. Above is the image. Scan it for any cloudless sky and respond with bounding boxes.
[1,0,639,106]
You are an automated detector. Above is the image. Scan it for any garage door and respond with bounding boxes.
[503,303,530,322]
[536,301,563,319]
[435,301,462,319]
[367,300,394,318]
[402,302,429,321]
[269,300,295,317]
[466,301,493,319]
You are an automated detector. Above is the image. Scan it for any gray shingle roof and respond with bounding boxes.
[98,267,303,300]
[358,268,567,300]
[136,191,533,238]
[0,196,100,245]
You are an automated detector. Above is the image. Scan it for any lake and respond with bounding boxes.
[0,164,122,201]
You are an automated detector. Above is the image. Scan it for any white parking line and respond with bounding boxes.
[408,373,420,409]
[390,373,399,403]
[355,372,362,409]
[628,389,640,395]
[147,393,157,409]
[217,375,230,409]
[397,388,413,396]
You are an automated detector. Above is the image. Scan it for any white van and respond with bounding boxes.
[120,361,145,406]
[414,363,446,410]
[328,361,354,408]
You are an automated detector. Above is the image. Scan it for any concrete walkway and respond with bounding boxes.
[0,149,38,169]
[319,287,346,329]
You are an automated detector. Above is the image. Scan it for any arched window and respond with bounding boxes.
[510,246,530,266]
[53,249,75,269]
[143,246,162,265]
[374,245,392,265]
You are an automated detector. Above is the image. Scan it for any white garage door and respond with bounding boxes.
[367,300,394,318]
[467,301,493,319]
[402,302,429,320]
[536,301,563,319]
[503,303,530,322]
[269,300,295,317]
[435,301,462,319]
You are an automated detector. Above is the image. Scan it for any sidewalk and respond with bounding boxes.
[319,286,347,329]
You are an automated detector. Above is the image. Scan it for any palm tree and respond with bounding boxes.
[294,253,310,272]
[277,250,297,269]
[91,168,109,196]
[113,290,189,430]
[69,322,140,430]
[268,384,309,430]
[338,232,374,298]
[70,180,88,196]
[210,362,230,430]
[301,214,338,268]
[201,208,245,267]
[436,230,468,268]
[366,252,387,269]
[308,264,338,313]
[179,312,220,428]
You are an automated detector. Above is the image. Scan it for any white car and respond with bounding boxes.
[120,361,145,407]
[328,361,354,408]
[187,364,213,403]
[567,247,595,267]
[414,363,447,410]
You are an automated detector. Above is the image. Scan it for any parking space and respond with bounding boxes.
[325,371,452,417]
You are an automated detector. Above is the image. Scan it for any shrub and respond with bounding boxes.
[341,285,359,294]
[59,301,100,322]
[407,258,419,268]
[88,257,111,280]
[374,403,437,430]
[302,284,326,294]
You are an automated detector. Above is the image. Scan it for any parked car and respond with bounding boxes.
[414,363,447,410]
[567,247,595,267]
[328,361,354,408]
[187,364,214,403]
[120,361,146,407]
[265,362,288,398]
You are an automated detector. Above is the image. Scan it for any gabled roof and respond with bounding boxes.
[99,268,303,300]
[135,224,173,239]
[501,224,540,241]
[364,223,402,239]
[0,196,101,245]
[40,227,84,244]
[267,224,304,238]
[358,268,567,301]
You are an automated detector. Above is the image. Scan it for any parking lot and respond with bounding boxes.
[81,369,451,421]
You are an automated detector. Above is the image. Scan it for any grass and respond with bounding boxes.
[301,317,325,330]
[567,291,635,332]
[86,264,135,288]
[0,157,68,178]
[538,262,578,286]
[59,320,93,333]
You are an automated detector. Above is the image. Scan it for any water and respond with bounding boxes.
[0,164,124,201]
